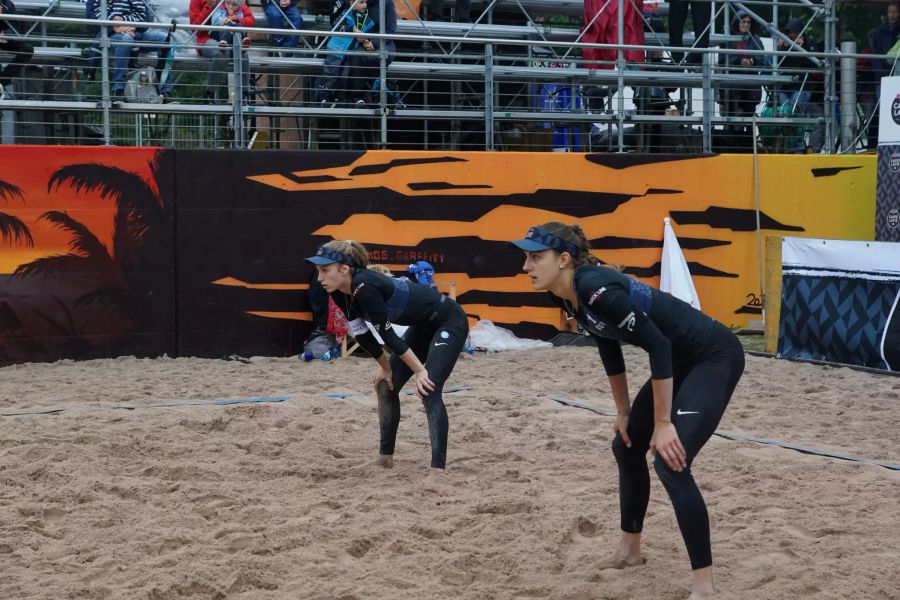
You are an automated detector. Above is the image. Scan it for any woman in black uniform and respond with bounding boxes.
[307,240,469,472]
[511,222,744,599]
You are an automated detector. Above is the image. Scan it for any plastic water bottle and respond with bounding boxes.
[320,350,334,362]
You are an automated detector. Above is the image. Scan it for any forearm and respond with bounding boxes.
[397,348,425,375]
[651,378,674,425]
[607,372,631,415]
[374,351,390,371]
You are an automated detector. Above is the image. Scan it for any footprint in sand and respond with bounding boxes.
[346,537,374,558]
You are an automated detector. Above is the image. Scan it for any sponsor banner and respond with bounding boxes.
[879,76,900,145]
[876,145,900,241]
[778,237,900,370]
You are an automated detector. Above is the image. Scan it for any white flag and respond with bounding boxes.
[660,217,701,310]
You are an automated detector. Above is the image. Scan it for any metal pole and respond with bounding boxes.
[485,43,494,150]
[840,40,857,153]
[232,31,245,148]
[823,0,835,153]
[616,0,624,152]
[379,0,388,148]
[752,114,764,315]
[100,0,111,145]
[702,51,713,153]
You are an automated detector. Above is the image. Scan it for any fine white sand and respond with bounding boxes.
[1,347,898,599]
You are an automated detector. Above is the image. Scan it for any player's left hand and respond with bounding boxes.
[650,422,687,471]
[413,369,435,399]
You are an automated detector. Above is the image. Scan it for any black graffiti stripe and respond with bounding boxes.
[408,182,494,191]
[586,153,714,170]
[364,237,532,278]
[350,156,468,176]
[811,166,863,177]
[734,306,763,315]
[284,174,352,184]
[624,261,739,278]
[184,286,314,312]
[590,236,731,250]
[670,206,805,232]
[455,290,558,308]
[495,321,562,341]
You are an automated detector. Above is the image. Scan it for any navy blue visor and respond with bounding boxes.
[306,246,357,267]
[510,226,581,258]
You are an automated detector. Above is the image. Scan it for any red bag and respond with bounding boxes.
[327,297,349,343]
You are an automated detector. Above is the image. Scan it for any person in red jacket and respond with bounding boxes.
[189,0,254,102]
[582,0,644,69]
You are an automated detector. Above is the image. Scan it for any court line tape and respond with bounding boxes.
[324,387,468,399]
[1,388,470,416]
[0,396,290,417]
[547,395,900,472]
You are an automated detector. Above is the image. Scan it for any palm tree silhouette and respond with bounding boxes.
[0,179,33,248]
[13,152,173,357]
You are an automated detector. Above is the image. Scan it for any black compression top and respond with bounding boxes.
[330,269,457,359]
[549,265,726,379]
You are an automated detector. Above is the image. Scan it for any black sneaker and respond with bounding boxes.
[112,88,125,99]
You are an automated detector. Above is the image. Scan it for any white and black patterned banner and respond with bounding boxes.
[876,145,900,242]
[779,237,900,370]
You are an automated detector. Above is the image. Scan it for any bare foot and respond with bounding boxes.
[687,592,715,600]
[427,467,445,476]
[377,454,393,469]
[597,553,646,570]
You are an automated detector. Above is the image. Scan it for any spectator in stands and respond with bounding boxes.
[774,17,816,153]
[718,10,767,134]
[668,0,711,66]
[0,0,34,100]
[189,0,254,103]
[872,0,900,80]
[317,0,396,107]
[261,0,302,52]
[582,0,644,70]
[776,18,812,116]
[87,0,174,101]
[428,0,470,22]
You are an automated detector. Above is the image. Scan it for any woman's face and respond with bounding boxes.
[522,250,564,290]
[316,263,351,293]
[739,17,751,33]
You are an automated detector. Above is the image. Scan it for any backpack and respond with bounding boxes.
[408,260,436,288]
[125,67,161,103]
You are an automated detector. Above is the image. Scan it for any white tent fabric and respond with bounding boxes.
[660,217,701,310]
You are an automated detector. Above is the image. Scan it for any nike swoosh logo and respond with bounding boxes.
[676,409,699,415]
[434,342,448,346]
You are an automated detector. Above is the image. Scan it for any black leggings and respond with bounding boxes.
[612,325,744,570]
[668,0,711,66]
[378,306,468,469]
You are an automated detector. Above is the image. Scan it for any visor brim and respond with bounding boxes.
[306,256,339,265]
[510,239,552,252]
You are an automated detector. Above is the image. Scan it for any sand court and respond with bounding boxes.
[1,347,898,599]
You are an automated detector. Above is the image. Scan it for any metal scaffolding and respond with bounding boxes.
[0,0,871,152]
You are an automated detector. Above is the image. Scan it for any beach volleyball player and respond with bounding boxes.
[307,240,469,472]
[510,223,744,599]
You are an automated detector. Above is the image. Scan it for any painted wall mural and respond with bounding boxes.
[0,146,176,365]
[0,148,875,365]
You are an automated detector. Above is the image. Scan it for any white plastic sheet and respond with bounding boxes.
[469,320,552,351]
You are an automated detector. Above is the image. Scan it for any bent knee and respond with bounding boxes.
[653,454,692,484]
[612,434,644,463]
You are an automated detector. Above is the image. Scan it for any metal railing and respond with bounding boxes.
[0,0,880,153]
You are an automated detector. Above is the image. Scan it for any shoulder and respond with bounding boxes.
[350,269,386,299]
